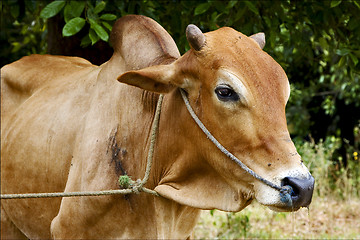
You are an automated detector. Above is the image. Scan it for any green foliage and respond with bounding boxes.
[63,17,86,36]
[38,0,115,45]
[198,210,252,238]
[89,18,108,42]
[64,1,85,23]
[1,0,47,65]
[100,13,117,21]
[296,136,360,198]
[39,0,65,19]
[194,3,211,16]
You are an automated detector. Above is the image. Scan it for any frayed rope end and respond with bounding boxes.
[280,185,293,207]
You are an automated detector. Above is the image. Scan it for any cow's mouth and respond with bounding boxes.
[254,172,315,212]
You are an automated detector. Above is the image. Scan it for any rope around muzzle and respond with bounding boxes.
[0,95,164,200]
[179,89,293,206]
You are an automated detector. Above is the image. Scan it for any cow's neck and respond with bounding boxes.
[91,53,202,238]
[151,89,202,237]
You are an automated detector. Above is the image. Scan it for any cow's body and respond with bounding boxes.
[1,15,314,239]
[1,56,193,239]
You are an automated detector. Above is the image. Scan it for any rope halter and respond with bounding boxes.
[179,88,293,207]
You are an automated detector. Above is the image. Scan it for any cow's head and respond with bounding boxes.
[118,24,314,212]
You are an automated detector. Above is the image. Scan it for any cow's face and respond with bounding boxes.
[118,25,314,212]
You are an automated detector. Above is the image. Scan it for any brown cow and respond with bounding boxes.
[1,15,314,239]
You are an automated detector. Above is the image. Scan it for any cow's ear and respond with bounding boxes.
[117,64,182,93]
[250,32,265,49]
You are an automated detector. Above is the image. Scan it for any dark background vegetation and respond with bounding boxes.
[1,0,359,192]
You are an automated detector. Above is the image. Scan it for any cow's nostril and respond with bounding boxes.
[281,175,315,209]
[282,177,299,197]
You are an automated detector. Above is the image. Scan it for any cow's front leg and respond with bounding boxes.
[1,206,28,240]
[50,198,86,239]
[51,195,126,239]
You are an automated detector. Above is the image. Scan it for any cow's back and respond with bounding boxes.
[1,54,93,125]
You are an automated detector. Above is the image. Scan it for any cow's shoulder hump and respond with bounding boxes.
[1,54,93,94]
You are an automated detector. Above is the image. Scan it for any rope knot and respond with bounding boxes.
[130,179,143,194]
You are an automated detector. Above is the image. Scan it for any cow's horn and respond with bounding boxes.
[250,32,265,49]
[186,24,206,51]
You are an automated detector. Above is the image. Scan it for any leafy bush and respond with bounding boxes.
[39,1,116,45]
[296,136,360,198]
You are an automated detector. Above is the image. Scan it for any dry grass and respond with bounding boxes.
[194,195,360,239]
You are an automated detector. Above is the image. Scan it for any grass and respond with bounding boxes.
[194,196,360,239]
[194,135,360,239]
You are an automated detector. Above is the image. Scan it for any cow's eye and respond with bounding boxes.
[215,85,239,102]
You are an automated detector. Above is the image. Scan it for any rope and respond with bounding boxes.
[2,88,292,206]
[1,189,147,199]
[179,89,293,206]
[139,94,163,188]
[1,94,164,200]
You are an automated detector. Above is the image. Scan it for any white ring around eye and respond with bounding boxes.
[217,69,250,106]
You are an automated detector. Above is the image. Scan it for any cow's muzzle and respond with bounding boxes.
[281,174,315,209]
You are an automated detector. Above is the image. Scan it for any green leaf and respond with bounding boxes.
[319,37,328,49]
[94,1,106,14]
[194,3,210,16]
[330,0,341,8]
[349,53,359,66]
[336,48,350,56]
[102,21,112,31]
[100,14,117,21]
[89,29,99,45]
[89,19,109,42]
[228,1,238,9]
[40,0,66,19]
[86,6,97,22]
[11,42,22,53]
[81,34,92,47]
[62,17,86,37]
[214,2,226,13]
[354,1,360,9]
[64,1,85,23]
[245,1,259,15]
[338,56,346,67]
[10,4,20,18]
